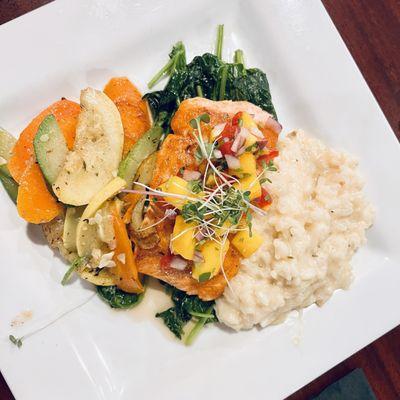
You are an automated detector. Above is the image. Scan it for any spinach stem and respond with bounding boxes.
[218,65,228,100]
[215,24,224,59]
[184,306,214,346]
[148,57,174,89]
[196,85,204,97]
[234,49,245,67]
[189,311,214,319]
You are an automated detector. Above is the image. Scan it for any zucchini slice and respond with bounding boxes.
[118,126,162,189]
[34,114,68,184]
[0,164,18,204]
[53,88,124,206]
[76,177,126,257]
[0,126,16,162]
[63,206,85,252]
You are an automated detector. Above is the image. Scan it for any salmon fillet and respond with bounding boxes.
[171,97,280,148]
[136,97,280,299]
[150,133,198,188]
[137,246,240,301]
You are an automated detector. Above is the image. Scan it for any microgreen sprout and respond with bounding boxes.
[261,159,278,172]
[9,335,23,348]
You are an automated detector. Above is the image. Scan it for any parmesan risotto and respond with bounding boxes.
[216,130,373,330]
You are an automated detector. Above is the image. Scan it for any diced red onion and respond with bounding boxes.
[195,230,205,241]
[170,256,188,270]
[231,127,248,153]
[213,149,223,159]
[211,123,226,139]
[225,154,241,170]
[193,251,204,263]
[236,145,247,156]
[257,138,269,149]
[249,125,264,139]
[265,116,282,134]
[182,169,201,181]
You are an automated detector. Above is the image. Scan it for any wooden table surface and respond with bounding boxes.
[0,1,399,399]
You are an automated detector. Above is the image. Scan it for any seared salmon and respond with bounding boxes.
[137,246,241,301]
[135,98,280,300]
[171,97,280,148]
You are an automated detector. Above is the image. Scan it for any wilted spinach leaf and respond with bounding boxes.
[97,285,144,309]
[156,283,217,340]
[144,39,278,134]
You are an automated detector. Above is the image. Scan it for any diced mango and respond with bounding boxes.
[206,173,217,187]
[244,132,257,148]
[171,215,197,260]
[214,220,234,237]
[232,229,263,258]
[234,174,261,200]
[241,112,261,148]
[239,152,257,175]
[159,176,193,209]
[192,239,230,282]
[230,152,257,177]
[241,112,257,129]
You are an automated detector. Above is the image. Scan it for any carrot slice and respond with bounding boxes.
[8,99,80,183]
[112,203,144,293]
[104,77,151,156]
[17,163,62,224]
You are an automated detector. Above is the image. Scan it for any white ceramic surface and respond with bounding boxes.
[0,1,399,399]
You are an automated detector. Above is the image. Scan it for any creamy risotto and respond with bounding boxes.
[216,130,373,330]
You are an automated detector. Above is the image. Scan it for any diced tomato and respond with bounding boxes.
[254,187,273,209]
[231,111,243,127]
[257,150,279,166]
[220,122,237,140]
[219,112,243,143]
[219,140,235,156]
[160,252,173,270]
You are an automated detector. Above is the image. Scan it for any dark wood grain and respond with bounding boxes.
[0,0,52,25]
[0,1,399,400]
[322,0,400,138]
[287,326,400,400]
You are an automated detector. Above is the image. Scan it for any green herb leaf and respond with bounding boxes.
[199,113,210,124]
[261,159,278,172]
[181,201,206,223]
[199,272,211,282]
[188,179,202,194]
[245,142,259,152]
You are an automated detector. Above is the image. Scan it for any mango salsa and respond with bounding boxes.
[159,176,194,209]
[234,174,261,200]
[241,112,257,130]
[171,215,197,260]
[192,239,230,282]
[232,229,263,258]
[230,152,257,177]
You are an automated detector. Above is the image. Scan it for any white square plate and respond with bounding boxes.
[0,1,399,399]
